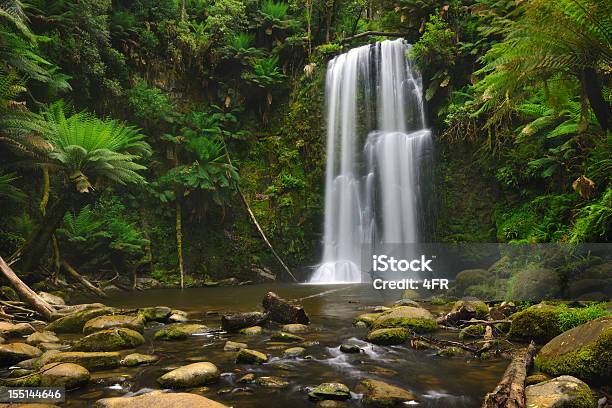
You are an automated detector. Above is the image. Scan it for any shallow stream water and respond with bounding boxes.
[65,284,506,407]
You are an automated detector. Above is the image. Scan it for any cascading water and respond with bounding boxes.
[310,39,432,284]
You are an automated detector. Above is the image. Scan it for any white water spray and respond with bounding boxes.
[310,39,432,284]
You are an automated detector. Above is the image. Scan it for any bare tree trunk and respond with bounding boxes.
[40,166,50,215]
[482,342,536,408]
[176,199,184,289]
[0,256,56,320]
[61,259,107,298]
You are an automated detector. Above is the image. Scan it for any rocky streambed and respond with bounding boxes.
[0,284,609,408]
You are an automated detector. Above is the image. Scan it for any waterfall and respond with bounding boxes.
[310,39,432,284]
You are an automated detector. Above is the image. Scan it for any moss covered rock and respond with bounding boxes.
[508,304,563,344]
[239,326,263,336]
[0,343,42,365]
[282,323,309,333]
[120,353,159,367]
[459,324,485,339]
[534,316,611,382]
[46,351,121,371]
[366,328,409,345]
[454,269,491,294]
[235,348,268,364]
[270,331,305,342]
[46,307,114,333]
[525,376,594,408]
[436,346,466,357]
[510,268,561,301]
[0,321,35,338]
[157,362,220,388]
[73,328,144,352]
[372,306,437,333]
[138,306,172,322]
[354,379,417,406]
[354,313,381,328]
[94,390,227,408]
[283,347,305,357]
[154,323,209,340]
[255,376,290,388]
[83,314,145,334]
[40,362,90,389]
[308,382,350,400]
[450,299,489,320]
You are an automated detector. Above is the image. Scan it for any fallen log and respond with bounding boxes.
[482,341,536,408]
[0,256,56,320]
[221,311,268,332]
[340,31,404,43]
[262,291,310,325]
[61,259,107,298]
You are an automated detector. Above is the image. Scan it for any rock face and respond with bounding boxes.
[39,362,90,389]
[83,315,145,334]
[262,292,310,325]
[535,316,611,381]
[154,323,209,340]
[372,306,437,333]
[308,383,351,400]
[354,379,418,407]
[235,348,268,364]
[0,343,42,365]
[94,390,228,408]
[139,306,172,322]
[221,312,268,332]
[120,353,159,366]
[46,307,114,333]
[157,362,220,388]
[366,328,409,345]
[0,321,35,338]
[46,351,121,370]
[509,304,564,344]
[73,328,145,351]
[525,376,594,408]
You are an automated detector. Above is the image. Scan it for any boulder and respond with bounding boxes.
[39,362,90,389]
[443,298,489,324]
[436,346,467,357]
[308,382,351,400]
[372,306,437,333]
[453,269,491,294]
[354,313,380,328]
[235,348,268,364]
[138,306,172,322]
[39,343,66,351]
[270,331,304,342]
[157,362,220,388]
[508,304,563,344]
[38,292,65,306]
[459,324,485,339]
[83,314,145,334]
[366,328,409,345]
[282,323,309,333]
[238,373,255,383]
[525,374,550,385]
[221,312,268,332]
[525,376,594,408]
[255,376,289,388]
[93,390,228,408]
[223,341,247,351]
[239,326,263,336]
[354,379,417,407]
[46,307,114,333]
[262,292,310,325]
[169,310,189,323]
[134,277,162,290]
[120,353,159,366]
[154,323,209,340]
[46,351,121,371]
[316,401,347,408]
[73,328,144,352]
[0,343,42,365]
[0,321,35,338]
[283,347,305,357]
[534,316,611,382]
[26,331,60,346]
[339,344,360,353]
[510,268,561,301]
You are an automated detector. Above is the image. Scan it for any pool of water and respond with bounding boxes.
[63,284,507,407]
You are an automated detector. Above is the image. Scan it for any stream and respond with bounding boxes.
[60,284,508,407]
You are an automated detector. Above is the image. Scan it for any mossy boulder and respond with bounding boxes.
[83,314,145,334]
[73,328,144,352]
[270,331,305,342]
[283,347,305,357]
[138,306,172,322]
[94,390,228,408]
[372,306,437,333]
[308,382,350,401]
[354,379,417,407]
[525,374,550,385]
[120,353,159,366]
[567,278,612,299]
[510,268,561,301]
[354,313,380,327]
[40,362,90,389]
[281,323,309,333]
[223,341,247,351]
[534,316,611,382]
[0,372,42,387]
[46,351,121,371]
[488,255,513,279]
[366,328,409,345]
[453,269,491,294]
[255,376,290,388]
[235,348,268,364]
[0,343,42,365]
[46,307,114,333]
[239,326,263,336]
[525,376,594,408]
[154,323,209,340]
[157,362,220,388]
[508,304,563,344]
[436,346,466,357]
[459,324,485,339]
[449,299,489,320]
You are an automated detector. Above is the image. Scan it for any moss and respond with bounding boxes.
[436,346,465,357]
[308,382,350,401]
[46,307,114,333]
[354,313,380,327]
[138,306,171,322]
[47,352,121,371]
[73,328,145,352]
[270,332,304,342]
[366,328,409,345]
[375,317,438,333]
[535,327,612,382]
[0,373,42,386]
[459,324,485,339]
[451,299,490,319]
[509,304,563,343]
[235,348,268,364]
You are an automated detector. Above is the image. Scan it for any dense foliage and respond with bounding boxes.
[0,0,610,288]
